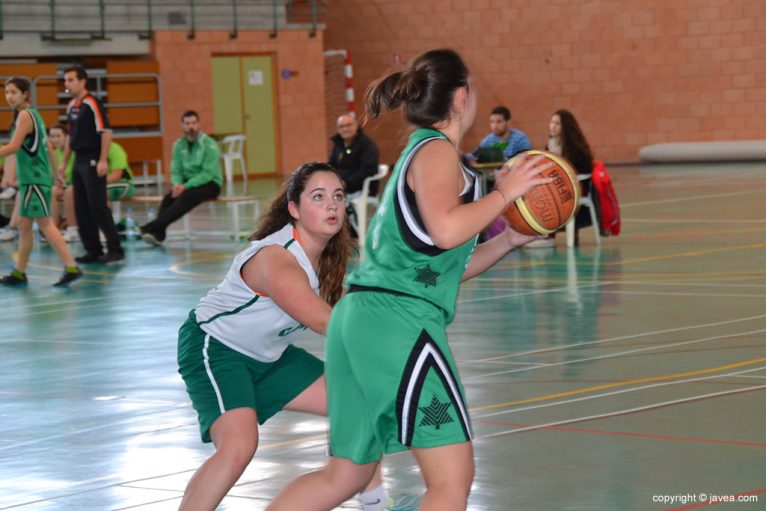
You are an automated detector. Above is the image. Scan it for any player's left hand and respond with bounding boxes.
[504,223,544,249]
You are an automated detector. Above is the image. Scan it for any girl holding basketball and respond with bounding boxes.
[177,162,389,511]
[268,49,552,511]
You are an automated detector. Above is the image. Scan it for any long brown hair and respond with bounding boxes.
[364,48,471,127]
[555,109,594,174]
[250,162,352,305]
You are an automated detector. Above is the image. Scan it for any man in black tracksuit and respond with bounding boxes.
[60,66,124,264]
[328,114,380,238]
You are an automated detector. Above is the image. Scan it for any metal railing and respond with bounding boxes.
[0,0,328,40]
[0,71,163,142]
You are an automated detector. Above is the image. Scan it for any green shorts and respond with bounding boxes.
[19,184,52,218]
[177,310,324,443]
[326,290,473,464]
[107,180,135,202]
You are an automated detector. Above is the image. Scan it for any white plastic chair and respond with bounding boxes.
[565,174,601,248]
[350,164,390,259]
[220,135,247,196]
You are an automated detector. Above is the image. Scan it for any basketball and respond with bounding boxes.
[502,150,580,236]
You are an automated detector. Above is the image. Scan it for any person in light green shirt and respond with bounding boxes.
[140,110,222,245]
[49,125,133,241]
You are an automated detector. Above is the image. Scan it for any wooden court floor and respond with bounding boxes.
[1,161,764,510]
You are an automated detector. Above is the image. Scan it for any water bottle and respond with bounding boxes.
[125,207,137,241]
[147,207,157,220]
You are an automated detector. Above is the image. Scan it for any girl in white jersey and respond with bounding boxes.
[177,162,388,511]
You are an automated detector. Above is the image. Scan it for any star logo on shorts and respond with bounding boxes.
[418,395,454,430]
[413,264,440,288]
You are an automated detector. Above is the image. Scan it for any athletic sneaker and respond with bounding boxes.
[62,227,80,243]
[75,253,102,264]
[142,231,163,247]
[0,270,27,286]
[53,267,83,287]
[524,236,555,248]
[0,227,18,241]
[98,251,125,264]
[0,187,16,200]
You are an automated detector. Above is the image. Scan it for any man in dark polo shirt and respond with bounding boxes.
[59,66,124,264]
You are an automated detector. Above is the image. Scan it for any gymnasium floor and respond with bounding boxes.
[1,161,764,510]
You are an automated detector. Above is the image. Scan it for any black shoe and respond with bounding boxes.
[98,251,125,264]
[53,267,83,287]
[75,253,102,264]
[0,271,27,286]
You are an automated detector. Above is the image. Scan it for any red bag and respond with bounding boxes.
[591,160,621,236]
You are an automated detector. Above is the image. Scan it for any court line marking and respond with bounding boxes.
[620,187,766,208]
[465,329,766,382]
[464,313,766,363]
[471,365,766,417]
[478,384,766,439]
[457,282,605,304]
[475,421,766,448]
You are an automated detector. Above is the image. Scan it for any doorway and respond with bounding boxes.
[211,54,279,176]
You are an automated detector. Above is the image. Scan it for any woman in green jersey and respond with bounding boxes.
[269,49,553,511]
[0,77,82,287]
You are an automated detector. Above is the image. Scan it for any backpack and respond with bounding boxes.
[591,160,621,236]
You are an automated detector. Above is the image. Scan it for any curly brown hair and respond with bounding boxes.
[250,162,353,305]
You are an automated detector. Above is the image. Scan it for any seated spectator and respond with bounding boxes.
[328,113,380,195]
[543,108,596,247]
[140,110,222,246]
[328,113,380,238]
[470,106,531,163]
[49,125,134,242]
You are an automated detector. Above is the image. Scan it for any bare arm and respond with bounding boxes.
[97,131,112,176]
[0,111,32,158]
[410,140,552,249]
[240,245,332,335]
[461,225,539,281]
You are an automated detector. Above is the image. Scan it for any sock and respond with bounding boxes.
[360,484,390,511]
[12,269,26,280]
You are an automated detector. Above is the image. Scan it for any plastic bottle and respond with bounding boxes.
[147,207,157,220]
[125,207,137,241]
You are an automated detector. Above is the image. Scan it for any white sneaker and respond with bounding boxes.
[62,227,80,243]
[524,236,555,248]
[0,227,18,241]
[0,187,16,200]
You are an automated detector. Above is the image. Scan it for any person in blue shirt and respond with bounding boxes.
[471,106,531,162]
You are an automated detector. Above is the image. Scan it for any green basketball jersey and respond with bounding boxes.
[346,128,480,323]
[13,108,52,187]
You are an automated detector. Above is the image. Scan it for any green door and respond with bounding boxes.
[211,54,278,175]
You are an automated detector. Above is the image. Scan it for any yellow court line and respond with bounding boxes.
[470,356,766,412]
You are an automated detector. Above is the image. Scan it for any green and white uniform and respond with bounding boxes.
[327,128,481,464]
[104,142,134,201]
[14,108,53,218]
[178,224,323,442]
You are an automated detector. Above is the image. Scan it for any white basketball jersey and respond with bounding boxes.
[195,224,319,362]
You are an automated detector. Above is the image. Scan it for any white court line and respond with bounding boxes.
[625,218,766,224]
[597,289,766,299]
[466,313,766,363]
[457,282,605,304]
[473,365,766,419]
[620,187,766,208]
[478,384,766,439]
[735,375,766,380]
[464,327,766,381]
